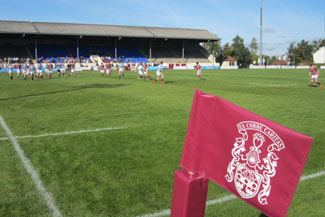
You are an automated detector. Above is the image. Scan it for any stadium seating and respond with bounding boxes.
[107,47,148,63]
[37,45,70,58]
[149,41,210,63]
[0,45,30,58]
[0,41,211,63]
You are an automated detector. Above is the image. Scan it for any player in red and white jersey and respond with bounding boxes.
[16,64,21,79]
[71,61,77,77]
[105,62,112,76]
[144,63,152,80]
[194,62,205,80]
[100,63,105,76]
[46,63,53,79]
[308,64,322,87]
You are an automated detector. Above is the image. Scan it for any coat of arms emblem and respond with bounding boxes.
[225,121,285,205]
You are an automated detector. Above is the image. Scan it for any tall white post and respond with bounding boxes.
[182,41,185,59]
[34,37,38,61]
[259,0,263,65]
[76,37,80,59]
[149,39,152,59]
[115,40,117,60]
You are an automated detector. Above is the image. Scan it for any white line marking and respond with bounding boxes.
[0,136,7,141]
[206,194,237,206]
[0,115,63,217]
[0,127,125,141]
[137,170,325,217]
[138,210,171,217]
[246,83,298,87]
[300,170,325,181]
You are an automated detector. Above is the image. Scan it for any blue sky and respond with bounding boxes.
[0,0,324,56]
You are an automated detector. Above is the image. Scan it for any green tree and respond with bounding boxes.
[271,56,277,62]
[202,38,223,64]
[229,35,252,68]
[249,37,258,54]
[263,55,271,65]
[319,39,325,48]
[250,52,259,65]
[222,43,231,57]
[293,40,314,64]
[212,43,232,64]
[312,39,325,51]
[287,42,295,65]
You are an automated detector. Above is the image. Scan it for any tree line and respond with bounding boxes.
[287,39,325,65]
[203,36,325,67]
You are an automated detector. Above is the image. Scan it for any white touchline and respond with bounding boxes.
[0,117,323,217]
[300,170,325,181]
[136,170,325,217]
[0,115,63,217]
[247,83,298,87]
[0,126,126,141]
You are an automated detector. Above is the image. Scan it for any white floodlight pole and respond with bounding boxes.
[259,0,263,65]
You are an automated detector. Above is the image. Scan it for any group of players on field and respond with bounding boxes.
[97,61,166,83]
[5,59,205,83]
[5,60,322,87]
[99,61,125,79]
[135,61,204,83]
[97,61,198,83]
[6,61,77,80]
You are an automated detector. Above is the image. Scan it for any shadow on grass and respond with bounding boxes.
[0,83,128,101]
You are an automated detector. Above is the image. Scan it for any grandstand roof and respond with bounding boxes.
[0,20,218,41]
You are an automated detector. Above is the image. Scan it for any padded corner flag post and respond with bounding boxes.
[171,169,208,217]
[171,89,313,217]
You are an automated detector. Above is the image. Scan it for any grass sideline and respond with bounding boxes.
[0,69,324,217]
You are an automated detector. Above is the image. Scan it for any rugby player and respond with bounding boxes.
[309,64,322,87]
[8,64,13,80]
[118,62,125,79]
[194,62,205,80]
[100,63,105,76]
[144,63,152,80]
[154,61,165,84]
[137,63,145,79]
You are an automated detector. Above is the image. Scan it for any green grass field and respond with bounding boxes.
[0,69,324,217]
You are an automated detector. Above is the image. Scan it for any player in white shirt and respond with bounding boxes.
[56,63,64,77]
[93,64,99,72]
[154,61,165,84]
[35,63,40,79]
[8,64,13,80]
[46,63,53,79]
[29,65,35,80]
[118,62,125,79]
[36,64,43,80]
[137,63,145,79]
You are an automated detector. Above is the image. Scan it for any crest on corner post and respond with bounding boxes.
[225,121,285,205]
[179,90,314,217]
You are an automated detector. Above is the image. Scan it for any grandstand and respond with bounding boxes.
[0,20,217,63]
